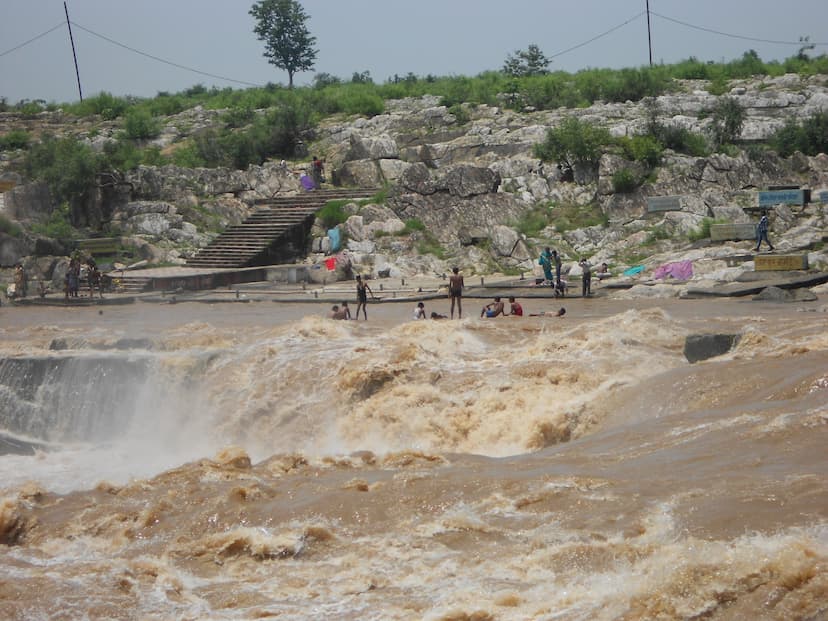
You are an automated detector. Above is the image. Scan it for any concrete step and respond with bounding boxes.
[112,276,152,293]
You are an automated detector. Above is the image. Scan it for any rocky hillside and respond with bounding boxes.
[1,74,827,293]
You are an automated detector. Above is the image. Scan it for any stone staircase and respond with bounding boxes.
[185,188,377,269]
[109,274,152,294]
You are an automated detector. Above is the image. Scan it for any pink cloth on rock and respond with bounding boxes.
[654,260,693,280]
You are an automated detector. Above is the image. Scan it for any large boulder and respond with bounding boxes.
[440,165,501,197]
[0,233,33,267]
[684,333,741,363]
[2,182,52,222]
[752,286,818,303]
[336,160,384,188]
[345,134,399,161]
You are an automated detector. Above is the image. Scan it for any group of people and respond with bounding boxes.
[328,274,373,320]
[539,247,598,298]
[7,257,104,301]
[538,247,564,295]
[329,268,570,321]
[64,256,103,300]
[479,296,565,318]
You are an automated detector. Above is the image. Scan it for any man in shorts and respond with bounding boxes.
[448,267,464,319]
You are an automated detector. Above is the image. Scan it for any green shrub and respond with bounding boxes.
[619,134,663,168]
[688,217,727,242]
[400,218,426,234]
[513,204,553,237]
[553,202,608,233]
[69,92,129,119]
[658,125,710,156]
[123,109,162,140]
[644,226,671,245]
[145,94,187,117]
[102,138,143,171]
[0,129,30,151]
[169,141,208,168]
[533,117,613,173]
[448,104,470,125]
[25,135,101,216]
[707,75,730,96]
[709,97,746,147]
[0,214,22,237]
[416,231,447,259]
[222,106,256,128]
[612,168,638,193]
[337,86,384,116]
[30,202,76,239]
[316,201,349,229]
[771,110,828,156]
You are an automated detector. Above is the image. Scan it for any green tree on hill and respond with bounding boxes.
[250,0,318,89]
[503,44,551,77]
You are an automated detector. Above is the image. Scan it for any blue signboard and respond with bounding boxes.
[758,189,805,207]
[819,190,828,204]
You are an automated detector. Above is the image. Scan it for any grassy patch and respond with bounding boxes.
[512,204,554,237]
[30,202,77,240]
[553,202,608,233]
[400,218,426,235]
[643,226,671,246]
[416,231,448,259]
[316,200,350,228]
[688,217,729,242]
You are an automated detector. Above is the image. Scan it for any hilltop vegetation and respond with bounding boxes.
[1,50,827,262]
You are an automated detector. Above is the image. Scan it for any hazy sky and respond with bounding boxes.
[2,0,827,104]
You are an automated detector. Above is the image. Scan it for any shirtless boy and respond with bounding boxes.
[448,267,464,319]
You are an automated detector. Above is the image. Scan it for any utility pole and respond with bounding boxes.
[64,1,83,101]
[646,0,653,67]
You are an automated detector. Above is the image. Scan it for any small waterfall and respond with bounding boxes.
[0,354,151,446]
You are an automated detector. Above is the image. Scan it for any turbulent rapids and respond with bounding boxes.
[0,299,826,620]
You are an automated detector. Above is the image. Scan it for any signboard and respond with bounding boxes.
[758,189,805,207]
[710,223,756,241]
[647,195,682,213]
[754,254,809,271]
[818,190,828,204]
[0,181,16,193]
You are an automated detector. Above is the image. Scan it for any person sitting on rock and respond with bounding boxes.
[507,296,523,316]
[481,297,505,318]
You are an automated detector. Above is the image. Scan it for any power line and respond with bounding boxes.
[69,20,262,88]
[650,11,828,47]
[0,22,65,58]
[549,12,645,59]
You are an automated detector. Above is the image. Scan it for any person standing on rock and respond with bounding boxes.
[755,212,774,252]
[579,258,592,297]
[552,249,563,288]
[14,264,28,298]
[311,156,325,188]
[539,247,554,284]
[355,275,373,320]
[448,267,464,319]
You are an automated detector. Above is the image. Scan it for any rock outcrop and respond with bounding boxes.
[2,75,828,287]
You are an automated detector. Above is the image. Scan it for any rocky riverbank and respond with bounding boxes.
[2,74,828,300]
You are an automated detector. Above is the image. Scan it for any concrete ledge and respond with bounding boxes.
[754,254,808,271]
